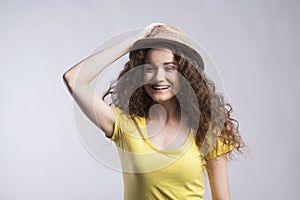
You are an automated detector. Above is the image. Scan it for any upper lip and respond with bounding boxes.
[150,85,170,88]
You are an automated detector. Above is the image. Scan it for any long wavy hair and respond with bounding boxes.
[103,45,245,159]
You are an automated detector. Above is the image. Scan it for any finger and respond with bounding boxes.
[146,22,165,29]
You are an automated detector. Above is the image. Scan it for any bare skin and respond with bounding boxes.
[63,23,231,200]
[207,155,231,200]
[143,48,189,150]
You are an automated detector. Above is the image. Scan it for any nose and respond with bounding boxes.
[153,67,165,82]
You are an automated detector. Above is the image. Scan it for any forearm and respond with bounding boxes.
[63,34,139,92]
[207,155,231,200]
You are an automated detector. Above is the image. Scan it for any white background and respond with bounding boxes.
[1,0,299,199]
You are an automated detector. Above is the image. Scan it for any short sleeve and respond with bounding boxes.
[204,138,234,160]
[109,106,137,143]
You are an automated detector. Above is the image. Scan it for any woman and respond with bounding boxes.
[63,23,244,199]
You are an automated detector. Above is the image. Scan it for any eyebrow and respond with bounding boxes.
[144,61,177,65]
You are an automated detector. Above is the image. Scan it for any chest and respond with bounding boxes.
[123,140,206,186]
[146,121,190,151]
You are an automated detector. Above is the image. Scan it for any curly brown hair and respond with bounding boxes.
[103,45,245,159]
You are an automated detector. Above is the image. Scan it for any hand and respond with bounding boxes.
[145,22,165,31]
[136,22,165,40]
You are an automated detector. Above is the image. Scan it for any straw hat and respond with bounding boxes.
[131,24,204,71]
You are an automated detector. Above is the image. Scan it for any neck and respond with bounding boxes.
[148,97,181,123]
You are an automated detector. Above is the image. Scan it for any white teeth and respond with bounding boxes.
[151,85,170,90]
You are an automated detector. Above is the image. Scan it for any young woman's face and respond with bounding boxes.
[143,48,180,104]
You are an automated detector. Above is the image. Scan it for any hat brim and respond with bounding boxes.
[130,38,204,71]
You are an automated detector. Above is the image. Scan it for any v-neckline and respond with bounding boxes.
[140,117,195,154]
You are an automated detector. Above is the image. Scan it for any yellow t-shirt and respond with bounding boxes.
[110,106,233,200]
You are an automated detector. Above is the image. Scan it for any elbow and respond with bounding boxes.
[62,72,75,95]
[62,71,71,84]
[62,71,89,95]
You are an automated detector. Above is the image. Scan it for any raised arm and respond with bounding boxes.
[62,24,160,137]
[207,155,231,200]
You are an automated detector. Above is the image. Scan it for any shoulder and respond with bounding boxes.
[109,106,145,139]
[203,128,234,161]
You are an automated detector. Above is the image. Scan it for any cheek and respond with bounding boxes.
[167,73,180,85]
[171,74,181,91]
[143,73,152,84]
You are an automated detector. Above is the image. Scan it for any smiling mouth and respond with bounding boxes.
[151,85,171,90]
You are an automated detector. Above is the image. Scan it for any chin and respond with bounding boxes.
[151,95,177,104]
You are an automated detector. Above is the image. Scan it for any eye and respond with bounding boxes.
[144,64,156,72]
[164,65,177,72]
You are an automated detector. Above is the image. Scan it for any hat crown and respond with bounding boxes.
[147,25,191,46]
